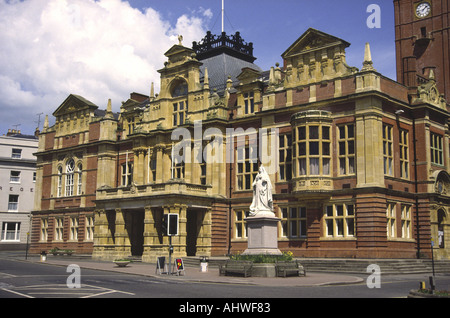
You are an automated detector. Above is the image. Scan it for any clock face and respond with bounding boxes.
[416,2,431,18]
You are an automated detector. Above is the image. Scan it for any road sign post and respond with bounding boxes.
[163,214,179,275]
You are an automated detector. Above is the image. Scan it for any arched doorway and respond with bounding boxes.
[437,209,446,249]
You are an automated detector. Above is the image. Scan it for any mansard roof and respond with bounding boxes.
[199,53,262,92]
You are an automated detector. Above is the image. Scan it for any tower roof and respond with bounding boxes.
[193,31,262,92]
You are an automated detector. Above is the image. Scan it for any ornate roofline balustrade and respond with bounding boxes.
[192,31,255,63]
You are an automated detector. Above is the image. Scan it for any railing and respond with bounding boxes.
[193,31,254,58]
[96,181,211,200]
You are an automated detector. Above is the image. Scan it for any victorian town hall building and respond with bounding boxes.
[31,0,450,261]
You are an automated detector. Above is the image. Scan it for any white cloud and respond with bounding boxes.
[0,0,210,134]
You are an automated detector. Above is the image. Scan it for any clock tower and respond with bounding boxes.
[394,0,450,101]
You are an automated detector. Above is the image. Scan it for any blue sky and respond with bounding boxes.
[0,0,396,135]
[135,0,396,76]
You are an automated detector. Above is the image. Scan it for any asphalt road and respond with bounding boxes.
[1,255,449,306]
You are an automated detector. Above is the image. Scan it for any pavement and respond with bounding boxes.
[6,253,365,287]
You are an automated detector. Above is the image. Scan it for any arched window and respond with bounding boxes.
[57,166,63,197]
[438,209,446,248]
[77,163,82,195]
[171,79,188,126]
[65,159,75,196]
[171,80,188,98]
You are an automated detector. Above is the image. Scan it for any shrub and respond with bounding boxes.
[230,251,293,263]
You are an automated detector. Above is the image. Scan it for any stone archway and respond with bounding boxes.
[437,208,447,249]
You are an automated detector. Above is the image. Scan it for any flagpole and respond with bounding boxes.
[222,0,224,33]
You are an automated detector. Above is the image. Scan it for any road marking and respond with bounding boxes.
[82,283,135,297]
[0,272,16,278]
[0,283,135,298]
[1,288,34,298]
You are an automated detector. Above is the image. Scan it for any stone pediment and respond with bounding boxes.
[164,44,197,65]
[121,98,141,110]
[282,28,356,86]
[282,28,350,59]
[53,94,98,117]
[237,67,261,85]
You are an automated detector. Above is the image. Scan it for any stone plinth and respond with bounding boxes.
[242,215,282,255]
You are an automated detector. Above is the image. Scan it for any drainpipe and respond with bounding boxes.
[412,115,421,259]
[227,133,233,256]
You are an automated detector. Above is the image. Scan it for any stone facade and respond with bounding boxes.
[0,130,38,250]
[31,8,450,260]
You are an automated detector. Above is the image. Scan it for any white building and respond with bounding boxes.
[0,130,38,250]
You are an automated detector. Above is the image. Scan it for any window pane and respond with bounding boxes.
[327,219,334,236]
[326,206,333,217]
[310,158,319,175]
[299,207,306,218]
[336,219,343,236]
[309,142,319,155]
[339,126,346,139]
[290,220,298,237]
[298,127,306,140]
[322,158,330,175]
[347,219,355,236]
[279,135,285,148]
[322,142,330,156]
[322,126,330,140]
[289,207,297,218]
[348,140,355,155]
[348,158,355,174]
[339,158,346,175]
[299,142,306,156]
[309,126,319,139]
[347,205,354,216]
[299,158,306,175]
[339,141,346,155]
[337,205,344,216]
[347,125,354,138]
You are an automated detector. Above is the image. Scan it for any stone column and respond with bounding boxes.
[155,145,164,183]
[142,206,162,263]
[196,208,212,256]
[355,96,384,188]
[114,208,130,258]
[133,148,145,185]
[170,204,187,258]
[92,209,115,260]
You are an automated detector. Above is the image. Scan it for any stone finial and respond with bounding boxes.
[150,82,155,98]
[43,114,49,129]
[106,99,113,118]
[204,67,209,89]
[361,42,376,71]
[269,66,275,85]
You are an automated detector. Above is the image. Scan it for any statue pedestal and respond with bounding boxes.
[242,215,282,255]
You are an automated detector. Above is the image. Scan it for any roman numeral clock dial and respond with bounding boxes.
[416,2,431,18]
